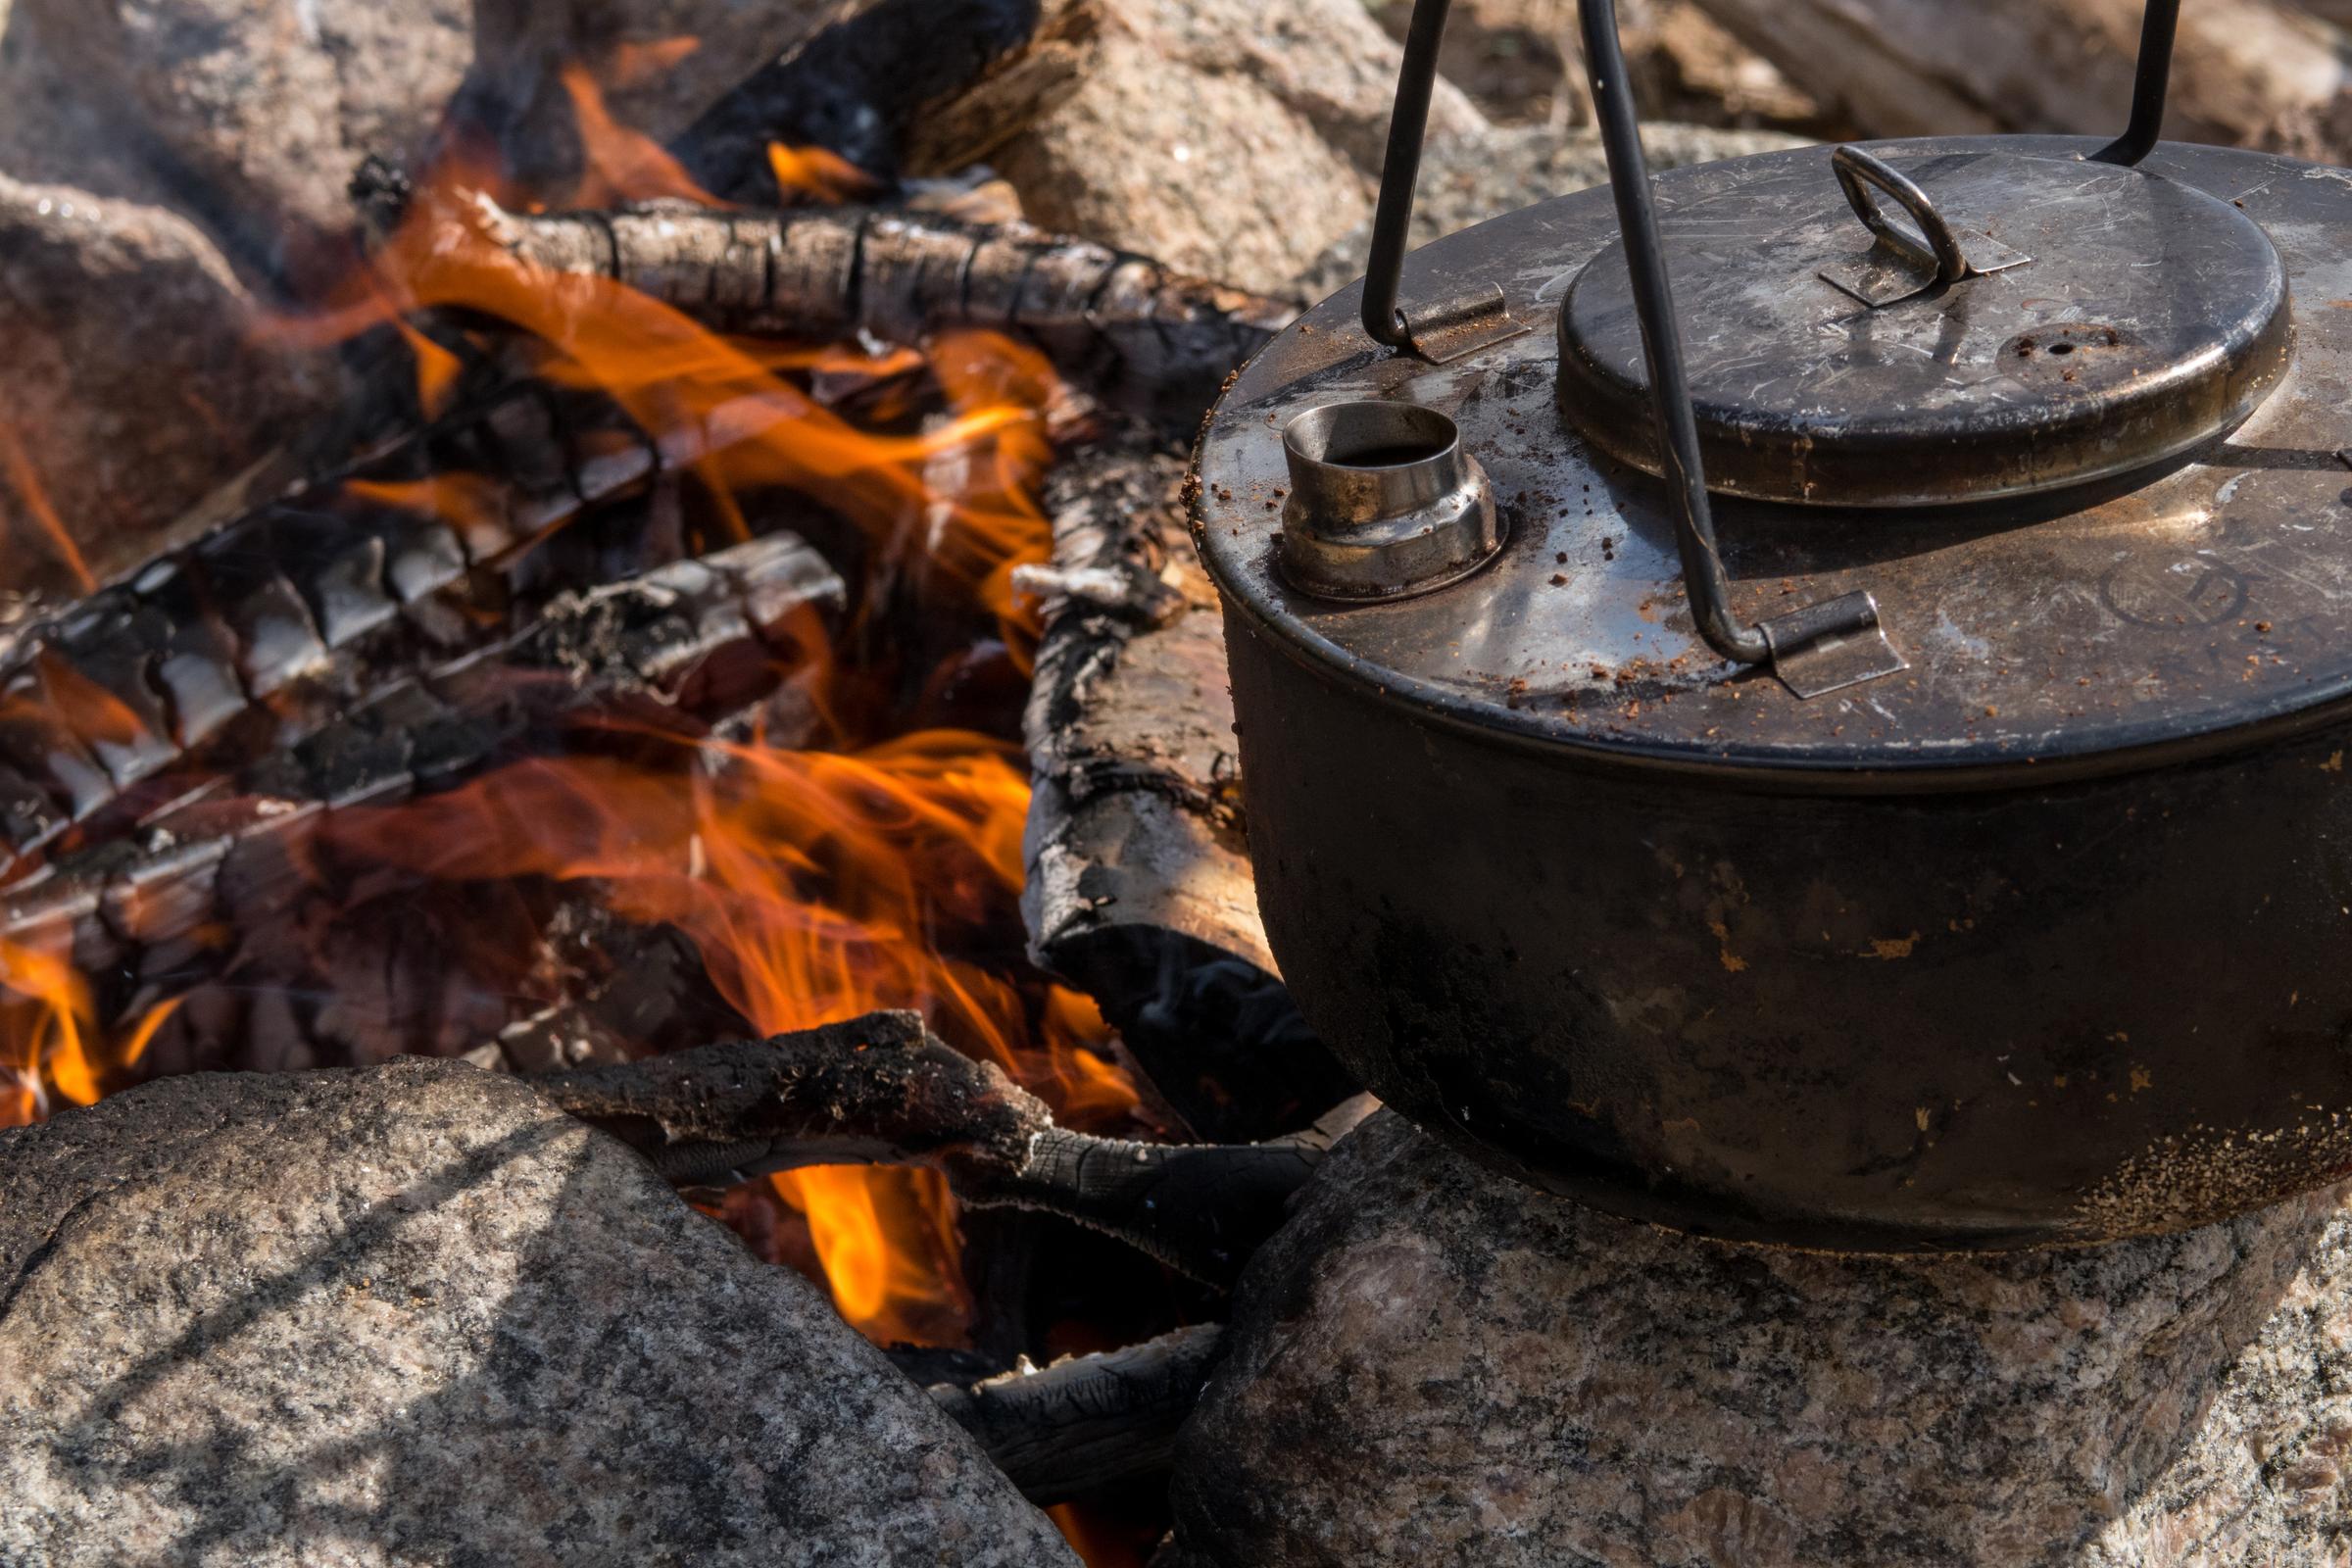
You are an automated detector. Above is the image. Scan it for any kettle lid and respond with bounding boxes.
[1555,148,2289,509]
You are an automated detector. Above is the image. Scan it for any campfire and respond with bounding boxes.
[11,0,2352,1564]
[0,27,1295,1557]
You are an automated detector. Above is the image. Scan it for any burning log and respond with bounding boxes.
[4,532,841,1071]
[1686,0,2352,158]
[537,1010,1372,1287]
[0,384,690,870]
[1018,432,1355,1142]
[440,196,1292,421]
[927,1322,1226,1504]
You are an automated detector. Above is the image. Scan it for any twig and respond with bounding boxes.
[927,1323,1227,1503]
[536,1010,1372,1286]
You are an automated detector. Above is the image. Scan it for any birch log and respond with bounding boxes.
[1017,430,1358,1143]
[1687,0,2352,160]
[450,196,1292,422]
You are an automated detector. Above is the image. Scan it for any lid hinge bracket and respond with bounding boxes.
[1756,591,1908,700]
[1396,284,1532,364]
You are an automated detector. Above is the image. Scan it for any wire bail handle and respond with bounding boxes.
[1355,0,2181,690]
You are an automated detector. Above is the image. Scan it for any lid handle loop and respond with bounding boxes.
[1818,146,2035,309]
[1832,146,1971,283]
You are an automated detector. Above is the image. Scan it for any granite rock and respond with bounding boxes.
[0,172,330,591]
[1172,1110,2352,1567]
[994,0,1488,296]
[0,1058,1079,1567]
[0,0,852,283]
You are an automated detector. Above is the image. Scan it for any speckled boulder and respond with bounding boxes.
[994,0,1487,294]
[1173,1111,2352,1567]
[0,172,330,589]
[0,1059,1078,1568]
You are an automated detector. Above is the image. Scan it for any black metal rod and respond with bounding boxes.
[1577,0,1768,665]
[1360,0,1451,349]
[2091,0,2181,167]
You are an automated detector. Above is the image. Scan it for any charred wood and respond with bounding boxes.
[465,913,746,1075]
[927,1322,1226,1503]
[538,1011,1370,1286]
[672,0,1099,197]
[0,383,691,876]
[448,197,1292,423]
[1019,431,1355,1142]
[2,534,841,1068]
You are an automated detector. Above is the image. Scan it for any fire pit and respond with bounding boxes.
[6,0,2352,1562]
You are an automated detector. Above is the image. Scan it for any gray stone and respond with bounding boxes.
[1172,1110,2352,1567]
[1290,121,1811,302]
[0,172,330,592]
[994,0,1488,296]
[0,0,849,280]
[0,1059,1079,1567]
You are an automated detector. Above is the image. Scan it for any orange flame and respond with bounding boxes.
[0,933,180,1128]
[603,36,703,90]
[91,43,1116,1353]
[393,318,465,418]
[267,224,1056,645]
[0,424,95,594]
[323,730,1138,1343]
[767,143,881,205]
[560,63,724,209]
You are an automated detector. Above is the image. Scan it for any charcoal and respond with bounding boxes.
[0,387,700,875]
[49,600,186,788]
[192,527,331,699]
[0,672,113,820]
[0,765,70,858]
[1,536,846,1063]
[358,504,469,604]
[540,1014,1371,1288]
[457,198,1295,423]
[297,531,404,650]
[126,559,249,748]
[1019,428,1353,1140]
[97,835,230,946]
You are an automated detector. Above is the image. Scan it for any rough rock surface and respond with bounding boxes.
[1291,121,1809,301]
[1172,1111,2352,1567]
[0,172,329,592]
[0,1059,1079,1567]
[994,0,1487,295]
[0,0,852,280]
